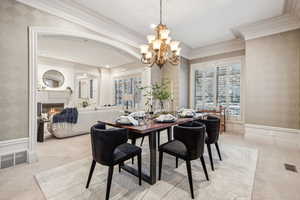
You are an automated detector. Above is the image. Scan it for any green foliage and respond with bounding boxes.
[151,80,171,101]
[139,80,172,111]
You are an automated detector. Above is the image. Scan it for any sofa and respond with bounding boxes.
[48,108,124,138]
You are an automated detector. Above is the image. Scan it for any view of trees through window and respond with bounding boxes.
[194,63,241,118]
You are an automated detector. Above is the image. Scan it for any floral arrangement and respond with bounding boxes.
[139,80,172,112]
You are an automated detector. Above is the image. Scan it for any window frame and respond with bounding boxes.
[190,56,245,122]
[113,74,142,109]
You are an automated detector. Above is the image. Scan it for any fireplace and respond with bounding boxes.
[37,103,64,117]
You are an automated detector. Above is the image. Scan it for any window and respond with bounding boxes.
[114,76,142,109]
[194,62,241,119]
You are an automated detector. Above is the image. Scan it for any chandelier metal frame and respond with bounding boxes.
[140,0,181,68]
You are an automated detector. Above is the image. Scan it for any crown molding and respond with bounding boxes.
[17,0,297,60]
[17,0,144,48]
[16,0,192,59]
[188,39,245,60]
[233,13,300,41]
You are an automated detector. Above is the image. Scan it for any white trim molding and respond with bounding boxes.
[28,26,141,163]
[245,124,300,147]
[189,56,245,112]
[15,0,192,59]
[17,0,144,48]
[245,124,300,135]
[16,0,300,60]
[233,13,300,41]
[0,138,29,156]
[189,39,245,60]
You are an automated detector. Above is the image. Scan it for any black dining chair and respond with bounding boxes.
[86,123,142,200]
[158,122,209,199]
[199,116,222,171]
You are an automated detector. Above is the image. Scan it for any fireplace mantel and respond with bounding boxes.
[37,90,70,104]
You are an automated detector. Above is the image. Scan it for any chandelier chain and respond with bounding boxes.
[160,0,162,24]
[140,0,180,68]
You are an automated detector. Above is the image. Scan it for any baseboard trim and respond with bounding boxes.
[0,137,39,165]
[245,124,300,146]
[0,138,29,155]
[245,124,300,135]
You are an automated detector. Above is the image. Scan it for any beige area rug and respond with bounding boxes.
[35,144,258,200]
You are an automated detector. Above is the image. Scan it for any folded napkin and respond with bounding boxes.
[194,112,207,119]
[117,116,139,126]
[129,111,146,118]
[178,108,195,117]
[156,114,176,122]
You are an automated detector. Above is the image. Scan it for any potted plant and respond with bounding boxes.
[140,80,172,113]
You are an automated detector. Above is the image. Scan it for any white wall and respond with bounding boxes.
[38,36,135,68]
[37,64,74,91]
[37,57,101,106]
[37,57,100,91]
[99,68,113,105]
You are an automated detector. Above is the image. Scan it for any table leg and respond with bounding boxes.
[120,131,157,185]
[167,127,172,141]
[37,120,44,143]
[148,131,157,185]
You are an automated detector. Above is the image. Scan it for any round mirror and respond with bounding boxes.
[43,70,64,88]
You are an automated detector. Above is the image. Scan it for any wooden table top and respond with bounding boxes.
[98,117,200,134]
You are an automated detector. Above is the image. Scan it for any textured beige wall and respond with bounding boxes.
[161,62,180,110]
[0,0,95,141]
[245,30,300,129]
[179,57,190,108]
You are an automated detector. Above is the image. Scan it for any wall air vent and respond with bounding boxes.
[15,151,27,165]
[284,163,298,173]
[0,153,14,169]
[0,151,28,169]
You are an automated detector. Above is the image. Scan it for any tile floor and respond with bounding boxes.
[0,131,299,200]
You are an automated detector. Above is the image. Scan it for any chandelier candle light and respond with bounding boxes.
[140,0,181,68]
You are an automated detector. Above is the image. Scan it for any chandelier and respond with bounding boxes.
[140,0,181,68]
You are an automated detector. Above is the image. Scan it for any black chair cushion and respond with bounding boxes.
[113,143,141,164]
[159,140,188,158]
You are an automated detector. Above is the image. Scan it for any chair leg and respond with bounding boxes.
[207,144,214,171]
[158,151,163,180]
[176,157,179,168]
[200,156,209,181]
[105,166,114,200]
[118,162,124,173]
[137,153,142,185]
[140,136,145,146]
[131,138,136,164]
[186,160,194,199]
[215,142,222,161]
[86,160,96,189]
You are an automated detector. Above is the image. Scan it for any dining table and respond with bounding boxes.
[98,116,204,185]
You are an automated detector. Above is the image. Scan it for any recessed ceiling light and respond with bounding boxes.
[105,65,110,68]
[150,24,156,29]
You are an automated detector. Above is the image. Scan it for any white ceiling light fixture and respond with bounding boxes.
[140,0,181,69]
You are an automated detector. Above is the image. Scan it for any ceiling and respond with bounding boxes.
[70,0,285,48]
[37,35,136,68]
